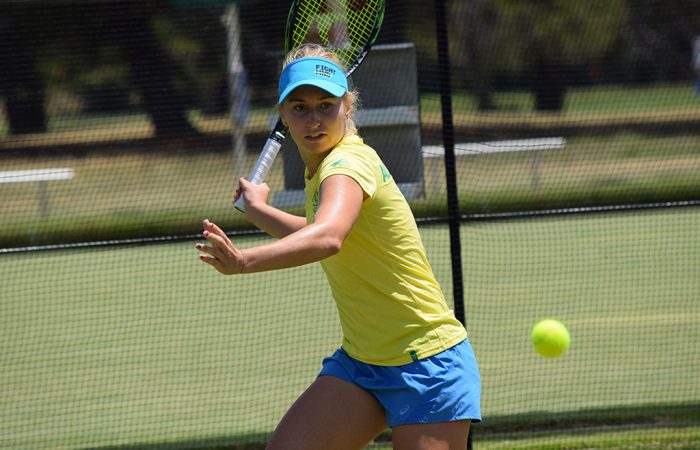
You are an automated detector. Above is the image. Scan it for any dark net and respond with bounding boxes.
[1,0,698,448]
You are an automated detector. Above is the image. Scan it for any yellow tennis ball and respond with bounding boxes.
[531,319,570,358]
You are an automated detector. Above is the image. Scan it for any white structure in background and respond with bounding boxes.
[223,4,250,173]
[0,168,74,217]
[423,137,566,188]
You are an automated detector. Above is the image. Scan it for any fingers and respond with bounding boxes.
[195,240,223,260]
[232,186,243,203]
[203,219,226,239]
[195,232,224,268]
[200,220,229,254]
[196,241,231,274]
[233,180,248,205]
[198,252,224,270]
[235,178,271,209]
[202,218,218,233]
[196,219,244,275]
[233,179,246,203]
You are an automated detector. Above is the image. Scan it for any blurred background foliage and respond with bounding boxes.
[1,0,698,136]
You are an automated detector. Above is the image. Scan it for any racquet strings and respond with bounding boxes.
[287,0,384,71]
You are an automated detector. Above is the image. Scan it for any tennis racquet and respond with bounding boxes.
[234,0,385,212]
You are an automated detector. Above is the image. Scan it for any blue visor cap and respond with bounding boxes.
[278,57,348,104]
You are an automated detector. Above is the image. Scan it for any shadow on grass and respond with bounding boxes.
[82,432,269,450]
[82,403,700,449]
[474,401,700,436]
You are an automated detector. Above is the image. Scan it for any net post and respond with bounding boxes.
[434,0,465,325]
[434,1,471,447]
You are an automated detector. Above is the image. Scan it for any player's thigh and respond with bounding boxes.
[391,420,470,450]
[266,375,387,450]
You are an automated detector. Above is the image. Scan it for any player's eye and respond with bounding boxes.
[320,101,337,111]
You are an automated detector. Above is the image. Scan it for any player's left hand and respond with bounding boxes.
[196,219,247,274]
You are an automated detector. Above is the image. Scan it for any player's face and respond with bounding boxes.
[279,85,348,161]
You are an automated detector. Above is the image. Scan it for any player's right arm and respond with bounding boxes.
[235,177,306,238]
[200,174,362,275]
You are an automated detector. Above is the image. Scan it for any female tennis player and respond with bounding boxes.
[196,44,481,449]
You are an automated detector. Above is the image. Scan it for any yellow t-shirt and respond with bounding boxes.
[304,134,466,366]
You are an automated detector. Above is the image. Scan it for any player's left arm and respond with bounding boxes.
[198,174,363,274]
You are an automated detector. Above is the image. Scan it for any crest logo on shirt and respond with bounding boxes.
[380,164,391,182]
[331,159,350,168]
[312,188,320,214]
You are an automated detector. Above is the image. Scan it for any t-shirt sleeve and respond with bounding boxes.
[318,146,378,198]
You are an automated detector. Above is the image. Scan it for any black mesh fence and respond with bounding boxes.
[1,1,699,448]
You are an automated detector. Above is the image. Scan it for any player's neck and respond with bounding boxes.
[302,150,331,179]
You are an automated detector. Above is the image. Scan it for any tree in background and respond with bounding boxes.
[0,0,204,137]
[617,0,700,83]
[2,0,697,134]
[496,0,627,111]
[117,2,198,135]
[446,0,626,112]
[0,8,47,134]
[449,0,499,111]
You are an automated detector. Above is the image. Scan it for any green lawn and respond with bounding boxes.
[420,82,700,115]
[1,82,696,137]
[1,81,699,248]
[1,81,699,448]
[1,208,698,449]
[1,130,699,248]
[369,423,700,449]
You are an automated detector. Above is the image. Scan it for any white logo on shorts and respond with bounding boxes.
[400,405,411,415]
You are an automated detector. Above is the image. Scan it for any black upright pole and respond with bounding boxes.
[434,1,472,448]
[434,0,464,325]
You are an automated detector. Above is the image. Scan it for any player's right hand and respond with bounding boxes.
[234,178,271,211]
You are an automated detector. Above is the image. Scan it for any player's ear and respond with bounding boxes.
[277,105,288,127]
[343,97,353,116]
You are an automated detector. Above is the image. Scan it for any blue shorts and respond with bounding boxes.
[318,339,481,427]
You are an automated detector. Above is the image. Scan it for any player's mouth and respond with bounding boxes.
[305,132,326,142]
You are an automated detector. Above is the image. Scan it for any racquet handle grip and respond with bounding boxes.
[234,128,285,212]
[248,137,283,184]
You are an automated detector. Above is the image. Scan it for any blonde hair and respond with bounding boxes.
[282,44,360,136]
